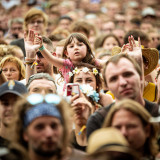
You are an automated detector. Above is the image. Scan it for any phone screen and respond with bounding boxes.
[67,84,79,96]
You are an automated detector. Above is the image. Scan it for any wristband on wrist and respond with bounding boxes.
[39,45,45,51]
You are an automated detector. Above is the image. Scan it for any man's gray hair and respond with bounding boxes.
[26,73,57,91]
[8,18,24,28]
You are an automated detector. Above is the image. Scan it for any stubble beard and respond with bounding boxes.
[33,146,62,158]
[36,64,52,75]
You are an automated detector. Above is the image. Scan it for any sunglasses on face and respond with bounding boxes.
[27,94,61,105]
[36,51,44,58]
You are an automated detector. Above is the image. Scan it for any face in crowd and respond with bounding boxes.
[23,115,64,157]
[104,57,142,101]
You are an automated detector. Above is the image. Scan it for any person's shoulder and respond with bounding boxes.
[10,38,24,44]
[144,99,157,107]
[0,136,9,147]
[89,103,114,119]
[144,99,159,117]
[96,103,114,116]
[68,148,86,160]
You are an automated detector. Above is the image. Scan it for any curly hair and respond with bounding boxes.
[0,55,25,80]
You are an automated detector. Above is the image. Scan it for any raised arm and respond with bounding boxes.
[122,36,144,92]
[24,30,38,83]
[35,34,64,69]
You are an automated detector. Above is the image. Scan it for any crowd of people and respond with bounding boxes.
[0,0,160,160]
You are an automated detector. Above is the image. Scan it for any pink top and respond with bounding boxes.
[59,59,74,90]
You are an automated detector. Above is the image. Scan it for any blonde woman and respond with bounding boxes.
[0,55,25,81]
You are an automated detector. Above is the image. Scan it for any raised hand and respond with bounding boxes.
[71,91,93,123]
[123,35,144,92]
[128,36,142,62]
[24,29,41,58]
[122,36,143,67]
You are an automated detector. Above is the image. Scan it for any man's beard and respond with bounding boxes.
[36,64,52,74]
[33,147,62,158]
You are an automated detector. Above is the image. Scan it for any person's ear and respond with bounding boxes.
[23,131,29,142]
[64,50,68,57]
[144,124,151,138]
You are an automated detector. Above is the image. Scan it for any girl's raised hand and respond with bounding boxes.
[34,34,43,48]
[24,29,41,58]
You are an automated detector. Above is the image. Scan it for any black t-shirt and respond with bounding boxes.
[86,99,159,139]
[71,130,86,152]
[0,136,9,147]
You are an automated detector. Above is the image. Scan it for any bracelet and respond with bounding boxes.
[25,57,35,62]
[0,68,2,74]
[24,61,37,69]
[25,61,33,65]
[39,45,45,51]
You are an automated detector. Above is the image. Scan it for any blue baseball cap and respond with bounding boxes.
[0,80,28,98]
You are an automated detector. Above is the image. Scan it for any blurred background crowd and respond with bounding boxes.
[0,0,159,54]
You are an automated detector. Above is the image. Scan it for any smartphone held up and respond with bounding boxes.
[66,83,80,96]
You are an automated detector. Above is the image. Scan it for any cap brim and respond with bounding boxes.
[0,90,23,98]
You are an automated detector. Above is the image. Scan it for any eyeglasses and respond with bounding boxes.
[27,94,61,105]
[11,27,23,31]
[36,51,44,58]
[29,20,44,25]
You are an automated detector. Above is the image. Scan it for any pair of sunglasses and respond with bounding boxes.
[27,94,61,105]
[36,51,44,58]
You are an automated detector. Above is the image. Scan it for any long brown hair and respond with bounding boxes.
[62,33,95,65]
[103,99,159,157]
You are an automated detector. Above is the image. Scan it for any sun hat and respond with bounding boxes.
[0,80,27,98]
[87,128,130,155]
[112,46,159,76]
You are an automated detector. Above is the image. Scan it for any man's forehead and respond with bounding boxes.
[28,116,62,127]
[30,79,55,86]
[106,58,136,71]
[105,58,139,77]
[29,79,56,91]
